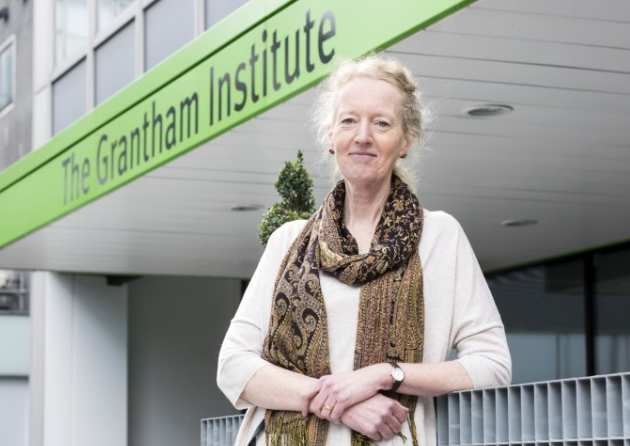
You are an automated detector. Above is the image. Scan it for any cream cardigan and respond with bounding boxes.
[217,209,512,445]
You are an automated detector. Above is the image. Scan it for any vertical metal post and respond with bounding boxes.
[585,253,596,376]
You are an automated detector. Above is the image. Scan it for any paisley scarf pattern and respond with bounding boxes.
[262,175,424,446]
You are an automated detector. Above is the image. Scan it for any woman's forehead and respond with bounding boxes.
[336,77,403,115]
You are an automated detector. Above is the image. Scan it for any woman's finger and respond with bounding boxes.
[302,382,322,417]
[391,401,409,424]
[329,398,347,422]
[321,392,345,422]
[365,428,382,442]
[308,381,329,415]
[384,413,403,436]
[310,394,328,416]
[376,418,395,440]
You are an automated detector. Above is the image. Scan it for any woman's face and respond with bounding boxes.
[330,76,410,187]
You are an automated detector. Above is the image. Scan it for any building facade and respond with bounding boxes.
[1,1,32,445]
[0,0,32,170]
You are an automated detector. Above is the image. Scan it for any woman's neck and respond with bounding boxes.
[343,177,391,252]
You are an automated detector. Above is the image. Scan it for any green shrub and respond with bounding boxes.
[258,151,316,245]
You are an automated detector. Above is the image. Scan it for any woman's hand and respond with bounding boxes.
[309,363,391,422]
[300,380,321,417]
[340,393,409,441]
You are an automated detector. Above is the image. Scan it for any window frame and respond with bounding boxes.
[54,0,91,72]
[51,56,87,134]
[49,0,208,133]
[95,0,136,38]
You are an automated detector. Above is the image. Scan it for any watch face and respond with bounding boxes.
[392,367,404,382]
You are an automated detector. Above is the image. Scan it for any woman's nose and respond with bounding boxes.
[354,120,372,145]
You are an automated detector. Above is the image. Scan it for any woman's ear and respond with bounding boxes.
[400,136,412,158]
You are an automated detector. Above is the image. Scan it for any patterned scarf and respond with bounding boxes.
[262,175,424,446]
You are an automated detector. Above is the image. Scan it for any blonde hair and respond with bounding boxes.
[312,54,427,188]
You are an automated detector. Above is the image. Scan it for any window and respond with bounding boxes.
[0,270,29,315]
[55,0,89,65]
[488,260,587,383]
[594,248,630,374]
[95,21,135,104]
[97,0,135,33]
[53,59,86,134]
[205,0,247,29]
[144,0,194,70]
[0,37,15,114]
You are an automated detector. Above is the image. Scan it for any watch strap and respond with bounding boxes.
[390,361,404,393]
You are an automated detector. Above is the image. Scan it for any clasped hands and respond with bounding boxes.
[301,363,409,442]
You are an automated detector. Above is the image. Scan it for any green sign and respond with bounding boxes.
[0,0,473,248]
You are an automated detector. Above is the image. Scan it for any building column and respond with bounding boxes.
[30,272,128,446]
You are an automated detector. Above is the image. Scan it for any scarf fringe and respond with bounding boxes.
[265,413,309,446]
[348,417,418,445]
[407,406,420,446]
[351,432,372,446]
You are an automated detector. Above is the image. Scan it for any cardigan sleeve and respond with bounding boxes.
[216,221,303,409]
[449,218,512,389]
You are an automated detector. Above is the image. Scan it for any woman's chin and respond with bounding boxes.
[342,171,390,188]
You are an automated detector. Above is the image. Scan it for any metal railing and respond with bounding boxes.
[202,373,630,446]
[436,372,630,446]
[202,414,244,446]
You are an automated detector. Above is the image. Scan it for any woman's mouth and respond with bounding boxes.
[349,152,377,160]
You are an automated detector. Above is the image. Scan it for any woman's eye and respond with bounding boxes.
[375,120,390,128]
[340,117,355,124]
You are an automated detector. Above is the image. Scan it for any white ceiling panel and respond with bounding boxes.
[420,78,630,114]
[2,0,630,278]
[431,6,630,47]
[472,0,630,23]
[401,53,630,94]
[394,30,630,72]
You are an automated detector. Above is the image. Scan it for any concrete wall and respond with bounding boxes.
[0,314,30,374]
[128,275,241,446]
[0,0,32,170]
[0,377,29,446]
[0,315,30,446]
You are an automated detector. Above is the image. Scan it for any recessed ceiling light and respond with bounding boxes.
[230,204,264,212]
[465,104,514,118]
[501,218,539,227]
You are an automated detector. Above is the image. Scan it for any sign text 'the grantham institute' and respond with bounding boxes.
[61,9,336,205]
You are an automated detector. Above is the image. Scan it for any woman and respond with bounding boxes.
[217,56,511,445]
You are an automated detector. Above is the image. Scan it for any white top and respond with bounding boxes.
[217,209,512,446]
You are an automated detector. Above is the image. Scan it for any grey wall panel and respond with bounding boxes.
[0,378,28,446]
[128,275,241,446]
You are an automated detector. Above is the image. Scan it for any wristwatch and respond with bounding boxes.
[389,362,405,392]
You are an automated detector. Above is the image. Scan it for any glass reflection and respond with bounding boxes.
[0,43,13,110]
[595,249,630,374]
[488,261,587,383]
[98,0,135,33]
[55,0,89,65]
